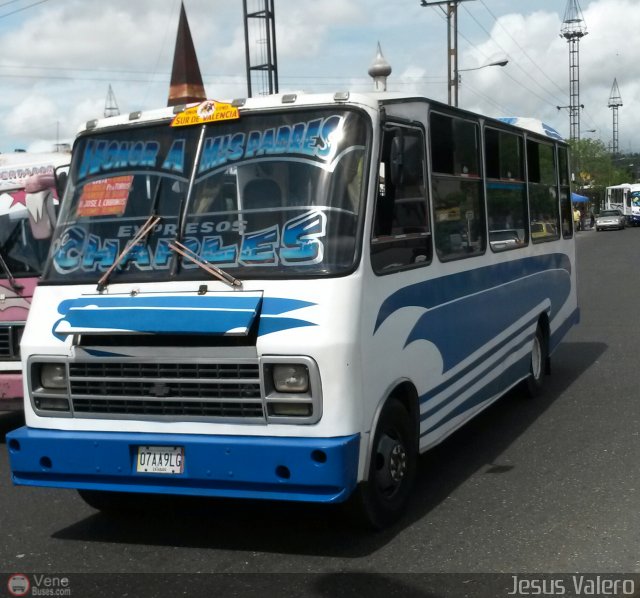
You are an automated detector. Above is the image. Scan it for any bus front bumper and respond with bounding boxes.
[6,427,360,503]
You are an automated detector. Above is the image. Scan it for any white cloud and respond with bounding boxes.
[0,0,637,151]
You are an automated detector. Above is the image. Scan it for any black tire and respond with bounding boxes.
[352,399,417,530]
[524,324,548,398]
[77,489,146,514]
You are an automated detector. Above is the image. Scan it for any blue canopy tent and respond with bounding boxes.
[571,192,589,203]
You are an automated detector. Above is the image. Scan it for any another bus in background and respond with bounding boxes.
[605,183,640,226]
[0,150,70,410]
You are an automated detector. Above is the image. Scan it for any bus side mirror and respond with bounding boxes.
[389,135,405,187]
[54,165,69,200]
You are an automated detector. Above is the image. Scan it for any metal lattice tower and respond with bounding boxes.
[243,0,278,97]
[104,85,120,118]
[561,0,587,142]
[608,78,623,154]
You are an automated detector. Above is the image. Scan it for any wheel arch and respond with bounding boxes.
[363,379,420,482]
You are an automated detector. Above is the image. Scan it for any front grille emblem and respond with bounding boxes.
[150,383,171,398]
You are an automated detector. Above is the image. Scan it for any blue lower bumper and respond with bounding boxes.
[7,427,360,503]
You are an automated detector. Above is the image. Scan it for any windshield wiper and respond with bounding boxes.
[97,214,161,292]
[0,249,23,292]
[169,240,242,289]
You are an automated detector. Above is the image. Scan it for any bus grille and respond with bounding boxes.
[0,325,24,360]
[68,361,264,420]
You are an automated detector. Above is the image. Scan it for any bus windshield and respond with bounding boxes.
[45,108,370,285]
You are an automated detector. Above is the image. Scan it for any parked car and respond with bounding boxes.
[595,209,625,231]
[531,221,558,240]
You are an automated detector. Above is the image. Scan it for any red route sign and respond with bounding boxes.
[77,176,133,217]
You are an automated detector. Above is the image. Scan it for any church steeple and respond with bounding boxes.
[168,2,206,107]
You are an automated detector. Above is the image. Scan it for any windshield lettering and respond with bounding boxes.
[197,115,344,175]
[78,139,162,179]
[54,210,328,273]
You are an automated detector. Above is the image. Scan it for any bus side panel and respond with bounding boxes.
[360,249,577,456]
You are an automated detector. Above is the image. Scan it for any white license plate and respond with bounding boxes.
[136,445,184,474]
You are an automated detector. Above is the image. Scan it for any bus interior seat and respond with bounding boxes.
[243,178,282,231]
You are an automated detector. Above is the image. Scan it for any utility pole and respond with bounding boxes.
[561,0,587,142]
[608,78,622,155]
[420,0,475,107]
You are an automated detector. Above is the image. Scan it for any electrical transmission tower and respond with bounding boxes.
[243,0,278,97]
[104,85,120,118]
[608,78,623,155]
[561,0,587,142]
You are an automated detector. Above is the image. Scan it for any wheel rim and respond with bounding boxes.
[374,430,408,498]
[531,333,542,380]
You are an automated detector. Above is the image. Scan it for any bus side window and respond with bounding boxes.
[430,112,485,261]
[527,139,560,243]
[558,146,572,238]
[485,128,528,252]
[371,125,432,274]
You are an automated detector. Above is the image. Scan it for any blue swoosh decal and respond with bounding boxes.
[375,254,572,372]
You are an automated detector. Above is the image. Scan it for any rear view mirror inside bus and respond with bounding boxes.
[389,134,405,187]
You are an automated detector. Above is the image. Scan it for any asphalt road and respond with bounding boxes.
[1,228,639,596]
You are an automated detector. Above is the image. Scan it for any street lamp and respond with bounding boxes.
[456,60,508,105]
[458,59,509,76]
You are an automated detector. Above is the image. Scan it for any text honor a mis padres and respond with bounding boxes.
[508,574,636,596]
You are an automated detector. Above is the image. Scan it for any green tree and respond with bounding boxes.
[569,138,631,188]
[569,139,633,208]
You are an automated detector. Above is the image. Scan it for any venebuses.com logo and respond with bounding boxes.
[6,574,71,596]
[7,574,30,597]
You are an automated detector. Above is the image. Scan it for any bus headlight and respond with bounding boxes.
[272,364,309,393]
[40,363,67,390]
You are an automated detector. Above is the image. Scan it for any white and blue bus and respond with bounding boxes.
[7,87,578,528]
[605,183,640,226]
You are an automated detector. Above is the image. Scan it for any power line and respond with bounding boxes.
[429,3,562,110]
[461,3,566,107]
[0,0,50,20]
[460,81,515,114]
[0,0,26,9]
[477,0,568,101]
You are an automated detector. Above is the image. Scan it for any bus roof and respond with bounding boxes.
[75,92,567,144]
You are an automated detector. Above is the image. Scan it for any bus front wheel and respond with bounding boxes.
[352,398,417,530]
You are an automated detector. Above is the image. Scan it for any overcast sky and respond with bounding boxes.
[0,0,636,153]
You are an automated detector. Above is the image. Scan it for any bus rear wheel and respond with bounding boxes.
[352,398,417,530]
[524,324,548,398]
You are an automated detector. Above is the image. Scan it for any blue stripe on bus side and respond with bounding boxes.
[420,351,531,439]
[419,313,538,410]
[375,253,571,333]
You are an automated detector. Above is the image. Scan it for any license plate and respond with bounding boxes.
[136,445,184,474]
